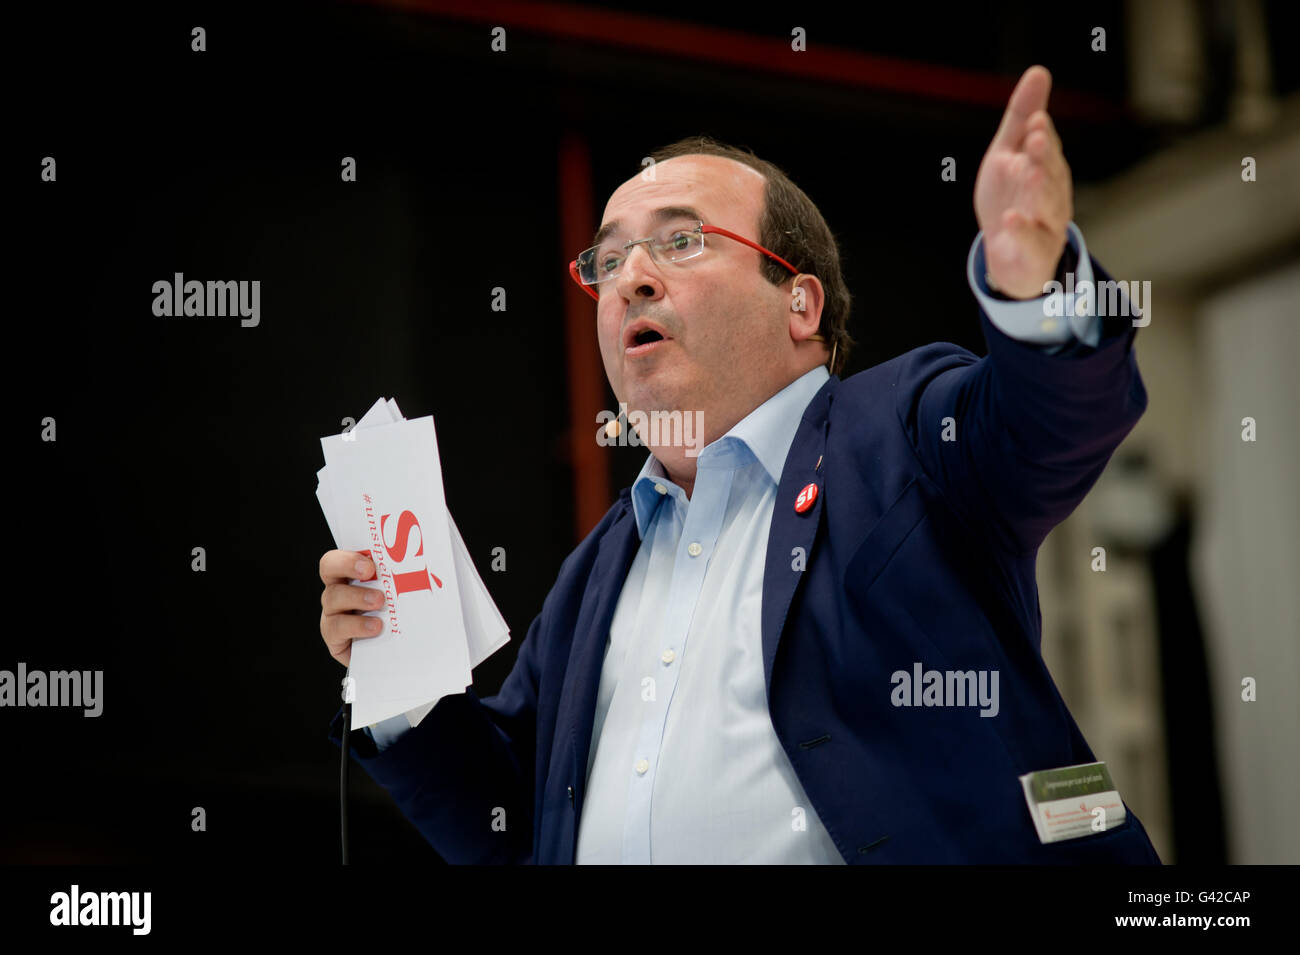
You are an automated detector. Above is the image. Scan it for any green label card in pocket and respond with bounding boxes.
[1019,761,1126,843]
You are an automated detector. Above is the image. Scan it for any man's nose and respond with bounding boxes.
[614,242,664,300]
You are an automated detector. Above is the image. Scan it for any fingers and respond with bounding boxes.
[1002,109,1071,228]
[321,580,384,614]
[319,549,382,669]
[319,549,375,586]
[320,603,384,668]
[991,65,1052,150]
[1031,124,1072,226]
[1025,110,1059,158]
[1024,110,1066,171]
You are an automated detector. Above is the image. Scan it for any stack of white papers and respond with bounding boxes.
[316,397,510,730]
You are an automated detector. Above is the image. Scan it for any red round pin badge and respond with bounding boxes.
[795,482,819,513]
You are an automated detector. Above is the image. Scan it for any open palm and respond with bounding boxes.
[974,66,1074,300]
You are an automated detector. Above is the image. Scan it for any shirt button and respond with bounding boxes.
[635,758,649,775]
[687,541,702,557]
[661,649,675,664]
[654,483,667,495]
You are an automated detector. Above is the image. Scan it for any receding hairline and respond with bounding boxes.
[594,154,770,248]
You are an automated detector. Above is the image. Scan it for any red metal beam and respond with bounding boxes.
[353,0,1113,118]
[557,131,611,540]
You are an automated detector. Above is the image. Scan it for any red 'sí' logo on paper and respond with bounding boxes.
[379,509,443,595]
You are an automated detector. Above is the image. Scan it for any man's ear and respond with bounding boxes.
[788,273,825,341]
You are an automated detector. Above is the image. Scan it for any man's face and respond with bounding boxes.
[593,155,791,428]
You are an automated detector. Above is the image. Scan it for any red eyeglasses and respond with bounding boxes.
[568,220,801,301]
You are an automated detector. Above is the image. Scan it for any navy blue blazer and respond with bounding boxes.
[329,263,1162,865]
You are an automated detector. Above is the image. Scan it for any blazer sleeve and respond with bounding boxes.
[895,256,1148,558]
[327,606,546,864]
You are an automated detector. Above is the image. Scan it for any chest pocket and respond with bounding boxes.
[843,475,931,592]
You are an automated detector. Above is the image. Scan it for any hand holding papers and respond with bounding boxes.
[316,398,510,730]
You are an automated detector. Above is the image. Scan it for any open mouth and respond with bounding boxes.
[624,320,671,355]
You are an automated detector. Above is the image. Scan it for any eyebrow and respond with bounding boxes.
[591,205,705,249]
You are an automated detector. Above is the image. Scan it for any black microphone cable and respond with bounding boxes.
[340,677,352,865]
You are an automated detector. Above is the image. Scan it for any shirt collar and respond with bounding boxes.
[628,365,830,538]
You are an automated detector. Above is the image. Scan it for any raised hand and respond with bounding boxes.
[974,66,1074,300]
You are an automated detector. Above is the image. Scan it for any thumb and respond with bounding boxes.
[990,65,1052,149]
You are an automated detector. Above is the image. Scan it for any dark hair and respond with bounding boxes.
[646,135,854,376]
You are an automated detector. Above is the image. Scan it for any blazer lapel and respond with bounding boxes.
[564,490,641,804]
[761,375,837,700]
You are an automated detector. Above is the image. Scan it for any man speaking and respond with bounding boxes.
[319,65,1162,864]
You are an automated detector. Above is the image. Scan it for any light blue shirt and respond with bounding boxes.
[361,226,1103,862]
[574,363,840,863]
